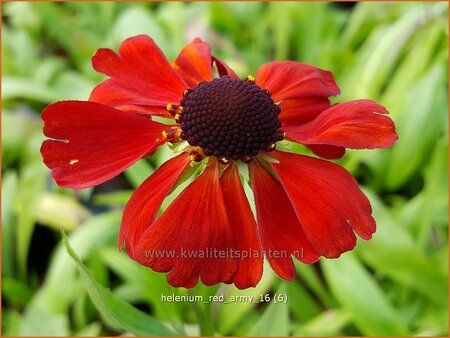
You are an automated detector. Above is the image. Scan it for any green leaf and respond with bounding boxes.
[397,138,448,249]
[294,263,335,309]
[217,263,276,334]
[381,19,445,121]
[384,64,447,189]
[359,189,448,305]
[3,310,23,336]
[287,281,321,322]
[269,2,291,60]
[98,247,184,325]
[92,190,133,207]
[248,284,289,336]
[74,322,102,336]
[51,71,96,100]
[1,171,18,278]
[209,2,242,45]
[30,2,86,65]
[293,2,329,63]
[62,231,176,336]
[339,2,380,50]
[3,2,41,32]
[19,211,121,336]
[293,310,351,336]
[41,211,120,312]
[2,278,34,308]
[2,76,58,102]
[322,253,410,335]
[124,159,155,188]
[16,162,47,279]
[19,309,69,336]
[342,4,445,99]
[36,193,91,231]
[4,29,38,76]
[2,110,42,168]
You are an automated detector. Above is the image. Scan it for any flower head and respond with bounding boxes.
[41,35,398,289]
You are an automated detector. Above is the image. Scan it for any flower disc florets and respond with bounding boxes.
[179,76,283,161]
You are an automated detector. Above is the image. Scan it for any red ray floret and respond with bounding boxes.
[277,97,346,159]
[220,163,263,289]
[134,159,237,288]
[41,101,168,189]
[268,150,376,258]
[173,38,238,84]
[255,61,340,102]
[90,35,187,115]
[172,38,214,88]
[250,159,320,280]
[283,99,398,150]
[278,96,331,126]
[119,153,192,258]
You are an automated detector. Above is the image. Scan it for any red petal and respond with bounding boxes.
[90,35,187,113]
[279,97,347,159]
[249,160,320,280]
[285,99,398,149]
[172,38,213,88]
[279,97,331,126]
[305,144,346,160]
[220,163,263,289]
[255,61,340,102]
[90,79,172,116]
[135,160,237,288]
[269,151,376,258]
[212,56,239,79]
[41,101,166,189]
[119,153,191,257]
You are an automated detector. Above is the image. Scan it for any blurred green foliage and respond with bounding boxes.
[2,1,448,336]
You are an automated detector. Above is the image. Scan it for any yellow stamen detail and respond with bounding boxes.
[218,156,230,165]
[266,143,276,152]
[166,127,182,142]
[188,148,206,163]
[247,75,255,82]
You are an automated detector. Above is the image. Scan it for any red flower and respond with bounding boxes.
[41,35,398,289]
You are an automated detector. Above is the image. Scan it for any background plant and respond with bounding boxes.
[2,1,448,336]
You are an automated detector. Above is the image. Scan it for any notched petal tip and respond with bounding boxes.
[191,37,207,44]
[268,150,375,258]
[90,35,186,111]
[41,101,167,189]
[250,159,320,279]
[220,163,263,289]
[91,48,116,72]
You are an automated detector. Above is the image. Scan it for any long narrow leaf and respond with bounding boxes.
[62,231,176,336]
